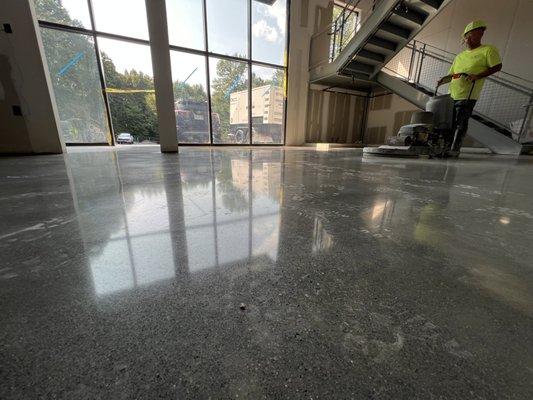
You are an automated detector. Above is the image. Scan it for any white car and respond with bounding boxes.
[116,133,134,144]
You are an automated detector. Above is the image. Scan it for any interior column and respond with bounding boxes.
[145,0,179,153]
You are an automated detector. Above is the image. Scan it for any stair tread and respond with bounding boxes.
[420,0,443,10]
[379,21,411,39]
[392,3,429,25]
[357,49,386,63]
[367,36,398,51]
[345,61,375,75]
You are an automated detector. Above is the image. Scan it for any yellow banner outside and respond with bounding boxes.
[105,88,155,94]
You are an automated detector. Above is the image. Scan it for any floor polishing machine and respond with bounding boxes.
[363,76,473,158]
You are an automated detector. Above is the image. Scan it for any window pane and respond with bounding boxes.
[98,38,158,144]
[251,0,287,65]
[40,28,110,143]
[166,0,205,50]
[91,0,149,40]
[206,0,248,57]
[170,51,209,143]
[33,0,92,29]
[251,65,285,144]
[209,57,249,144]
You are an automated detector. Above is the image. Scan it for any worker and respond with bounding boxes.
[437,20,502,157]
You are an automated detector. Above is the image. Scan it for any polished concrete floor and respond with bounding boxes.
[1,146,532,399]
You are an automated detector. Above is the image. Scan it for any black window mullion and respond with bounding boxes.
[282,0,291,146]
[87,0,115,145]
[202,0,214,145]
[248,0,252,145]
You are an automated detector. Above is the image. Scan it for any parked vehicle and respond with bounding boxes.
[230,85,284,143]
[175,100,220,143]
[116,132,134,144]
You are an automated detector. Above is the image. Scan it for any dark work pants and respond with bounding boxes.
[451,100,477,151]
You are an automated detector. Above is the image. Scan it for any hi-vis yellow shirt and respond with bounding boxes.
[448,44,502,100]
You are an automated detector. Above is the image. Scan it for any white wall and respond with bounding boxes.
[285,0,330,145]
[306,86,367,143]
[0,0,64,154]
[365,92,420,144]
[288,0,377,145]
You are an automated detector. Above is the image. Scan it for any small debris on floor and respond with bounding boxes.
[239,303,246,310]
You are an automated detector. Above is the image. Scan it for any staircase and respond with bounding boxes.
[310,0,452,85]
[309,0,533,155]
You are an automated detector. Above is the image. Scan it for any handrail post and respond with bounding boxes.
[518,93,533,143]
[339,10,345,52]
[331,20,337,61]
[416,42,426,87]
[408,40,416,82]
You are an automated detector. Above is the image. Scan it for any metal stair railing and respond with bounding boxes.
[330,0,387,62]
[383,40,533,144]
[330,0,362,61]
[310,0,384,70]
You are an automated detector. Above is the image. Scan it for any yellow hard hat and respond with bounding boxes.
[463,20,487,36]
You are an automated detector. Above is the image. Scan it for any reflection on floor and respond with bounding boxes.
[1,147,532,398]
[85,149,282,295]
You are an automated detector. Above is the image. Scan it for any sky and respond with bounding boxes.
[56,0,287,84]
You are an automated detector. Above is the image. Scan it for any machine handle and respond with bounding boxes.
[435,73,476,99]
[467,80,476,101]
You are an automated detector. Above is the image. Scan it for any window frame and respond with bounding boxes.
[36,0,291,146]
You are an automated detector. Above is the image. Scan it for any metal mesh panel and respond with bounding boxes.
[522,108,533,143]
[384,46,413,80]
[414,50,532,133]
[417,54,451,95]
[474,80,530,129]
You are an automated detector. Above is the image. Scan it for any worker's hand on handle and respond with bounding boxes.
[437,75,452,86]
[466,74,480,82]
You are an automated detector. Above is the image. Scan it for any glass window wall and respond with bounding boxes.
[34,0,92,29]
[251,65,285,144]
[40,28,111,144]
[98,38,157,144]
[91,0,149,40]
[166,0,205,50]
[170,51,210,143]
[206,0,248,57]
[209,57,249,144]
[35,0,289,146]
[251,0,287,66]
